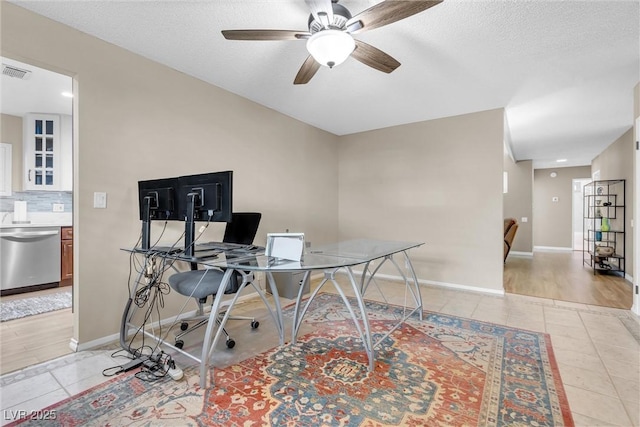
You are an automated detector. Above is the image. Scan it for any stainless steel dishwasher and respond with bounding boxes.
[1,226,61,292]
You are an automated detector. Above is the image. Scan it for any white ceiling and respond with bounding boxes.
[4,0,639,169]
[1,57,72,117]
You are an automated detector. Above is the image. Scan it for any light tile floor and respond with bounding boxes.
[1,280,638,426]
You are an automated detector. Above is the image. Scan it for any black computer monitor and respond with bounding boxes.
[138,177,180,250]
[178,171,233,257]
[138,178,180,221]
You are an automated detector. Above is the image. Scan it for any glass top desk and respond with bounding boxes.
[121,239,424,388]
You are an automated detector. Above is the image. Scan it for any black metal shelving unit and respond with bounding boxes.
[583,179,626,276]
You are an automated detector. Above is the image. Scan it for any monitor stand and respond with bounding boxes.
[141,196,152,251]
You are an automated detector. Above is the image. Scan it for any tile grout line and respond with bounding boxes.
[1,371,61,412]
[577,309,635,426]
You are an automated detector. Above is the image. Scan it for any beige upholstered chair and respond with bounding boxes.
[504,218,518,262]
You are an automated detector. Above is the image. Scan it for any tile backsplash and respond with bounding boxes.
[0,191,73,213]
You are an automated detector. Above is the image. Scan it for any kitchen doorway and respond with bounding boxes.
[0,57,75,374]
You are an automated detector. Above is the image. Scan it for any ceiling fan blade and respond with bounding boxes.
[222,29,310,41]
[294,56,321,85]
[346,0,442,34]
[305,0,334,28]
[351,40,400,74]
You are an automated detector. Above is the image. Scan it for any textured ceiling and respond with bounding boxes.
[6,0,640,169]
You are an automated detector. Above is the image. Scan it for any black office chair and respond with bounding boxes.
[169,212,262,349]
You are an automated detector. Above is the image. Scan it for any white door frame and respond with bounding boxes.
[572,178,591,251]
[632,118,639,316]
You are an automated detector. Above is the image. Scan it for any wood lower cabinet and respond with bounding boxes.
[60,226,73,286]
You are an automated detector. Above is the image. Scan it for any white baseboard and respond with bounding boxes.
[72,333,119,352]
[418,278,505,296]
[509,251,533,257]
[534,246,574,252]
[72,290,261,352]
[347,270,505,296]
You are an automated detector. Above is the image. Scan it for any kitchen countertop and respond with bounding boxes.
[0,223,71,229]
[0,212,72,229]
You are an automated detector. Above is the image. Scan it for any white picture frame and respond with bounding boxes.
[265,233,305,262]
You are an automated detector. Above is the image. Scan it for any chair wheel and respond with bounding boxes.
[175,340,184,349]
[180,322,188,331]
[226,338,236,349]
[251,320,260,329]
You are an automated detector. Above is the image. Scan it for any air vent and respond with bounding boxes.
[2,64,32,80]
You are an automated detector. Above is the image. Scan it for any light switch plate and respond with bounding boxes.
[53,203,64,212]
[94,192,107,209]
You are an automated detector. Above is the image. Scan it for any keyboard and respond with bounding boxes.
[138,246,183,255]
[197,242,262,253]
[198,242,247,251]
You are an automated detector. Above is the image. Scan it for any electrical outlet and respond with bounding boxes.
[52,203,64,212]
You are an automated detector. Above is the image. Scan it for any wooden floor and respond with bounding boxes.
[504,250,633,309]
[0,287,73,375]
[0,251,633,375]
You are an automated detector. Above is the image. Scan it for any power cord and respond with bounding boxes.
[114,215,213,381]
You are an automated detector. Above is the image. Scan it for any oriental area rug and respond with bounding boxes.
[8,293,573,426]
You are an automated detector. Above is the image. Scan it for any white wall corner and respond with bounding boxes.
[503,112,515,163]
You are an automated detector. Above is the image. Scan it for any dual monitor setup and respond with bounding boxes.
[138,171,232,256]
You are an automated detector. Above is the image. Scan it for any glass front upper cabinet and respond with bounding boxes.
[24,114,60,190]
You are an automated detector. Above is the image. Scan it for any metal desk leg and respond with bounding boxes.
[361,252,423,321]
[119,259,147,354]
[199,268,234,388]
[292,272,330,343]
[342,266,375,371]
[290,270,311,342]
[200,269,287,388]
[402,250,423,321]
[291,267,374,370]
[265,271,284,345]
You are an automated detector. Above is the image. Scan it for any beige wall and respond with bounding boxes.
[339,109,505,292]
[1,113,23,192]
[534,166,591,248]
[2,3,340,344]
[503,155,533,253]
[592,128,635,277]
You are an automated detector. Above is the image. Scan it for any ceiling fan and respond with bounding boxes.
[222,0,443,84]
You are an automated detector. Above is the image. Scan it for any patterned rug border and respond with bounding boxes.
[8,293,575,426]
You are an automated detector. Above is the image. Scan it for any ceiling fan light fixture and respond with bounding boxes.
[306,30,355,68]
